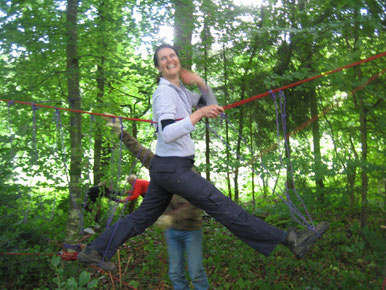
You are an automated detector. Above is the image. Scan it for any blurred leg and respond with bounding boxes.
[185,229,209,290]
[166,229,189,290]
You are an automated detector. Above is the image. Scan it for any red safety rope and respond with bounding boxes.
[259,68,385,156]
[223,51,386,110]
[1,52,385,121]
[0,252,56,257]
[0,101,156,124]
[286,68,385,139]
[0,251,77,261]
[60,250,79,261]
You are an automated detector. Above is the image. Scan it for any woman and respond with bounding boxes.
[78,44,328,272]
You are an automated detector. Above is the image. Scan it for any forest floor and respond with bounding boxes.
[81,211,385,289]
[0,204,384,289]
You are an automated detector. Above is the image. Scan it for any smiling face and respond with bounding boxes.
[155,47,181,81]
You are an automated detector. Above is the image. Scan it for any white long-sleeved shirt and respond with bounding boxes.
[152,77,217,157]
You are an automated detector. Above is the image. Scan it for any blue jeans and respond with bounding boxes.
[166,228,209,290]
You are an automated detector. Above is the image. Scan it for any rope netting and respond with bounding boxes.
[1,51,384,286]
[223,51,386,110]
[1,51,384,228]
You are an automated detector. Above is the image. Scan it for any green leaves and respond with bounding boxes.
[0,0,384,288]
[78,271,91,287]
[50,255,101,289]
[51,255,61,267]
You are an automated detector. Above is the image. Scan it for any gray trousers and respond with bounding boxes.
[91,156,286,259]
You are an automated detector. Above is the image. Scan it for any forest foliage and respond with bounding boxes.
[0,0,385,288]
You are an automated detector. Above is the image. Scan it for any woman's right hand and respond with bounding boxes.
[199,104,224,118]
[190,104,224,124]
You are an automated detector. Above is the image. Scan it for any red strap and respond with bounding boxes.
[60,250,78,261]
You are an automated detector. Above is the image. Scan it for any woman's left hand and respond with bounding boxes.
[180,69,202,86]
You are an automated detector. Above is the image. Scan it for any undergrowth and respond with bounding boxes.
[0,197,384,289]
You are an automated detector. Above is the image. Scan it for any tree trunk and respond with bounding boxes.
[328,116,358,215]
[173,0,194,69]
[93,2,108,185]
[65,0,82,243]
[234,35,261,202]
[352,7,368,227]
[202,18,211,181]
[250,120,255,209]
[348,136,358,214]
[310,86,325,191]
[233,166,240,202]
[222,45,232,199]
[127,123,140,213]
[359,92,368,227]
[93,61,105,184]
[204,63,211,181]
[285,137,293,191]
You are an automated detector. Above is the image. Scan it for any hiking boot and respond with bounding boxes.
[286,221,329,259]
[78,246,116,272]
